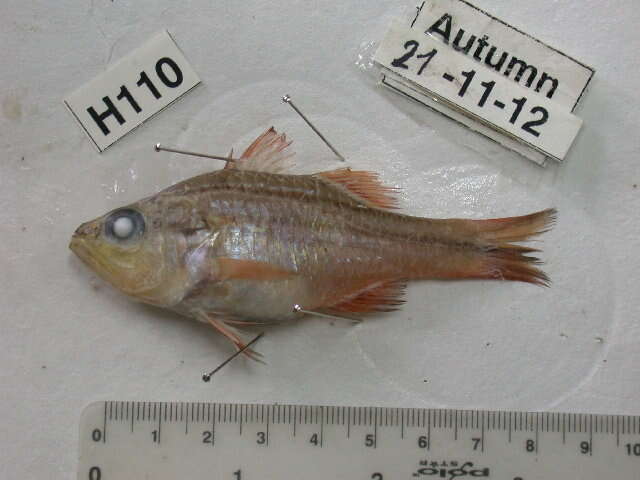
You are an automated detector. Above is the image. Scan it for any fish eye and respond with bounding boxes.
[105,209,145,241]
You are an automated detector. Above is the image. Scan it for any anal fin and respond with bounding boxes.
[326,280,407,314]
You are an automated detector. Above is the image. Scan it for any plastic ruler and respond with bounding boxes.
[78,401,640,479]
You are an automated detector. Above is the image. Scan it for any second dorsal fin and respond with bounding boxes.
[315,168,400,210]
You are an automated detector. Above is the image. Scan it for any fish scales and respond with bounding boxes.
[70,127,555,355]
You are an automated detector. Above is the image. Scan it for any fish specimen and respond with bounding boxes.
[70,128,555,356]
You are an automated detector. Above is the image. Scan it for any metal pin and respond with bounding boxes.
[202,332,265,382]
[282,94,345,161]
[155,144,238,163]
[293,304,361,323]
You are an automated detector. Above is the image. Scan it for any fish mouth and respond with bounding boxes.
[69,234,98,269]
[69,227,110,273]
[69,233,125,295]
[69,219,102,262]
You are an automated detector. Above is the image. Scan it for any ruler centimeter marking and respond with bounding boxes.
[78,402,640,479]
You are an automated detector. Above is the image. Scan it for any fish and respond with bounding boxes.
[70,127,556,356]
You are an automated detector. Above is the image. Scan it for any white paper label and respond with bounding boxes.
[64,31,201,152]
[411,0,594,111]
[374,1,595,163]
[380,72,548,165]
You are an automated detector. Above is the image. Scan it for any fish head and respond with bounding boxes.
[69,200,185,306]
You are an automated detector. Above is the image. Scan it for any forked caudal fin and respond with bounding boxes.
[469,208,556,286]
[408,208,556,287]
[467,208,557,244]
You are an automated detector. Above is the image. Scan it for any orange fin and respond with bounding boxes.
[470,209,556,286]
[428,209,556,286]
[217,257,296,281]
[228,127,295,173]
[470,208,557,243]
[327,280,407,314]
[196,311,264,361]
[315,168,400,210]
[480,246,550,286]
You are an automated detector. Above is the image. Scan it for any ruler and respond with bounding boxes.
[79,402,640,479]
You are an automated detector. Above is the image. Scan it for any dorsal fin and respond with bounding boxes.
[325,280,407,314]
[315,168,400,210]
[228,127,295,173]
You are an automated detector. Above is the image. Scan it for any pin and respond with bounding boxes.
[293,304,361,323]
[282,94,346,161]
[155,144,238,163]
[202,332,265,382]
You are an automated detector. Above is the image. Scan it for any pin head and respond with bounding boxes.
[282,94,291,104]
[202,373,211,382]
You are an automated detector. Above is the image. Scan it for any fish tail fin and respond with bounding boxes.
[470,208,557,243]
[412,208,556,286]
[473,208,556,286]
[481,244,550,286]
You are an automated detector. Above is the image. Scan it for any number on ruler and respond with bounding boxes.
[626,443,640,456]
[88,466,101,480]
[365,434,375,447]
[81,403,640,479]
[525,439,536,452]
[580,441,591,454]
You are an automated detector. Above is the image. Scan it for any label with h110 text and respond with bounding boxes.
[374,0,594,164]
[64,31,201,152]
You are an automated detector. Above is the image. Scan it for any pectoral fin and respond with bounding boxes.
[216,257,297,281]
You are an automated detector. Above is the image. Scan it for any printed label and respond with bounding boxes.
[380,72,548,165]
[411,0,593,111]
[64,31,201,152]
[374,1,594,163]
[375,20,582,161]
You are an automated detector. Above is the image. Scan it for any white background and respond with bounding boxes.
[1,1,638,478]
